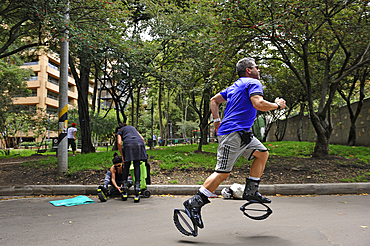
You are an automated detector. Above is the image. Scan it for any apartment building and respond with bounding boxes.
[10,51,94,143]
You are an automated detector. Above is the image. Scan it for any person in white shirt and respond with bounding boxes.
[67,123,77,156]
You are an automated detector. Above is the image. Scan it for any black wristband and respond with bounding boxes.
[276,103,280,109]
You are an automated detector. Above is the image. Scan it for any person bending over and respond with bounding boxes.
[116,123,148,203]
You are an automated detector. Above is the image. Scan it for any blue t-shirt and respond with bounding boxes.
[217,77,263,136]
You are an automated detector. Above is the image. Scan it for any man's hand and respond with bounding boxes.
[213,121,220,135]
[274,97,287,109]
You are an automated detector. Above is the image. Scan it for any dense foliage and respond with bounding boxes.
[1,0,370,156]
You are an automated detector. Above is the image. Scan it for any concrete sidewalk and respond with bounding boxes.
[1,182,369,197]
[1,194,369,245]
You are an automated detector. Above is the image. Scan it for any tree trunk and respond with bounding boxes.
[191,83,211,152]
[165,87,170,146]
[274,119,287,141]
[135,86,141,128]
[91,62,99,113]
[198,86,211,151]
[342,69,367,146]
[158,81,164,142]
[297,103,305,141]
[130,93,134,126]
[347,124,356,146]
[310,111,331,157]
[70,54,95,154]
[77,61,95,154]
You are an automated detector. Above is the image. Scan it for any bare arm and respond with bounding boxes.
[250,95,286,111]
[73,131,76,140]
[110,166,121,191]
[210,93,226,133]
[117,135,124,162]
[137,131,145,144]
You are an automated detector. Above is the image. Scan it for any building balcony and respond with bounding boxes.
[27,80,40,88]
[46,82,59,93]
[46,65,59,78]
[21,62,41,72]
[13,97,39,105]
[45,97,58,108]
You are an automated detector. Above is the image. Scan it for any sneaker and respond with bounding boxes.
[183,194,209,229]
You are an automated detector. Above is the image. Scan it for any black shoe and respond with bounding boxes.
[134,194,140,203]
[97,186,108,202]
[133,182,141,203]
[102,185,109,196]
[121,180,128,201]
[243,179,271,203]
[134,181,141,195]
[183,194,210,229]
[121,192,128,201]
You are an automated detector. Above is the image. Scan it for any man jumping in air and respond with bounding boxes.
[183,57,286,229]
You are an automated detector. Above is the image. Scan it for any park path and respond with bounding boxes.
[0,194,369,245]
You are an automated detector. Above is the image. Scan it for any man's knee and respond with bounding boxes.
[254,150,269,160]
[215,172,231,180]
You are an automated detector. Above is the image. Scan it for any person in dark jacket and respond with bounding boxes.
[116,123,147,203]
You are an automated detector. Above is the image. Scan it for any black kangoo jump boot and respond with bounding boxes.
[183,192,210,229]
[102,184,109,196]
[97,185,108,202]
[243,178,271,203]
[121,180,128,201]
[134,181,141,203]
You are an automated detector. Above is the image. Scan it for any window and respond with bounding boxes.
[47,90,58,100]
[68,84,74,92]
[48,75,59,85]
[28,75,38,81]
[30,89,37,97]
[13,89,36,98]
[100,90,111,99]
[101,100,112,110]
[23,61,39,66]
[48,60,59,71]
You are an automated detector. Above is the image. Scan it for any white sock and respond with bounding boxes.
[249,176,260,181]
[199,186,213,198]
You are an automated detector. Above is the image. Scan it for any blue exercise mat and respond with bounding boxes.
[49,195,95,207]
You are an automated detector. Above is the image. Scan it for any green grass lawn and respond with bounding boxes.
[1,141,369,176]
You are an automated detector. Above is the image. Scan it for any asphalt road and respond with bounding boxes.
[0,194,369,246]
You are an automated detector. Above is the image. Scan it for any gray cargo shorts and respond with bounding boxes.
[215,131,268,173]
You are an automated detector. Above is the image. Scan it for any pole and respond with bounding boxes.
[169,123,172,145]
[57,1,69,176]
[150,99,154,150]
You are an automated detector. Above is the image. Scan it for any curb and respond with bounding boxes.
[1,183,369,197]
